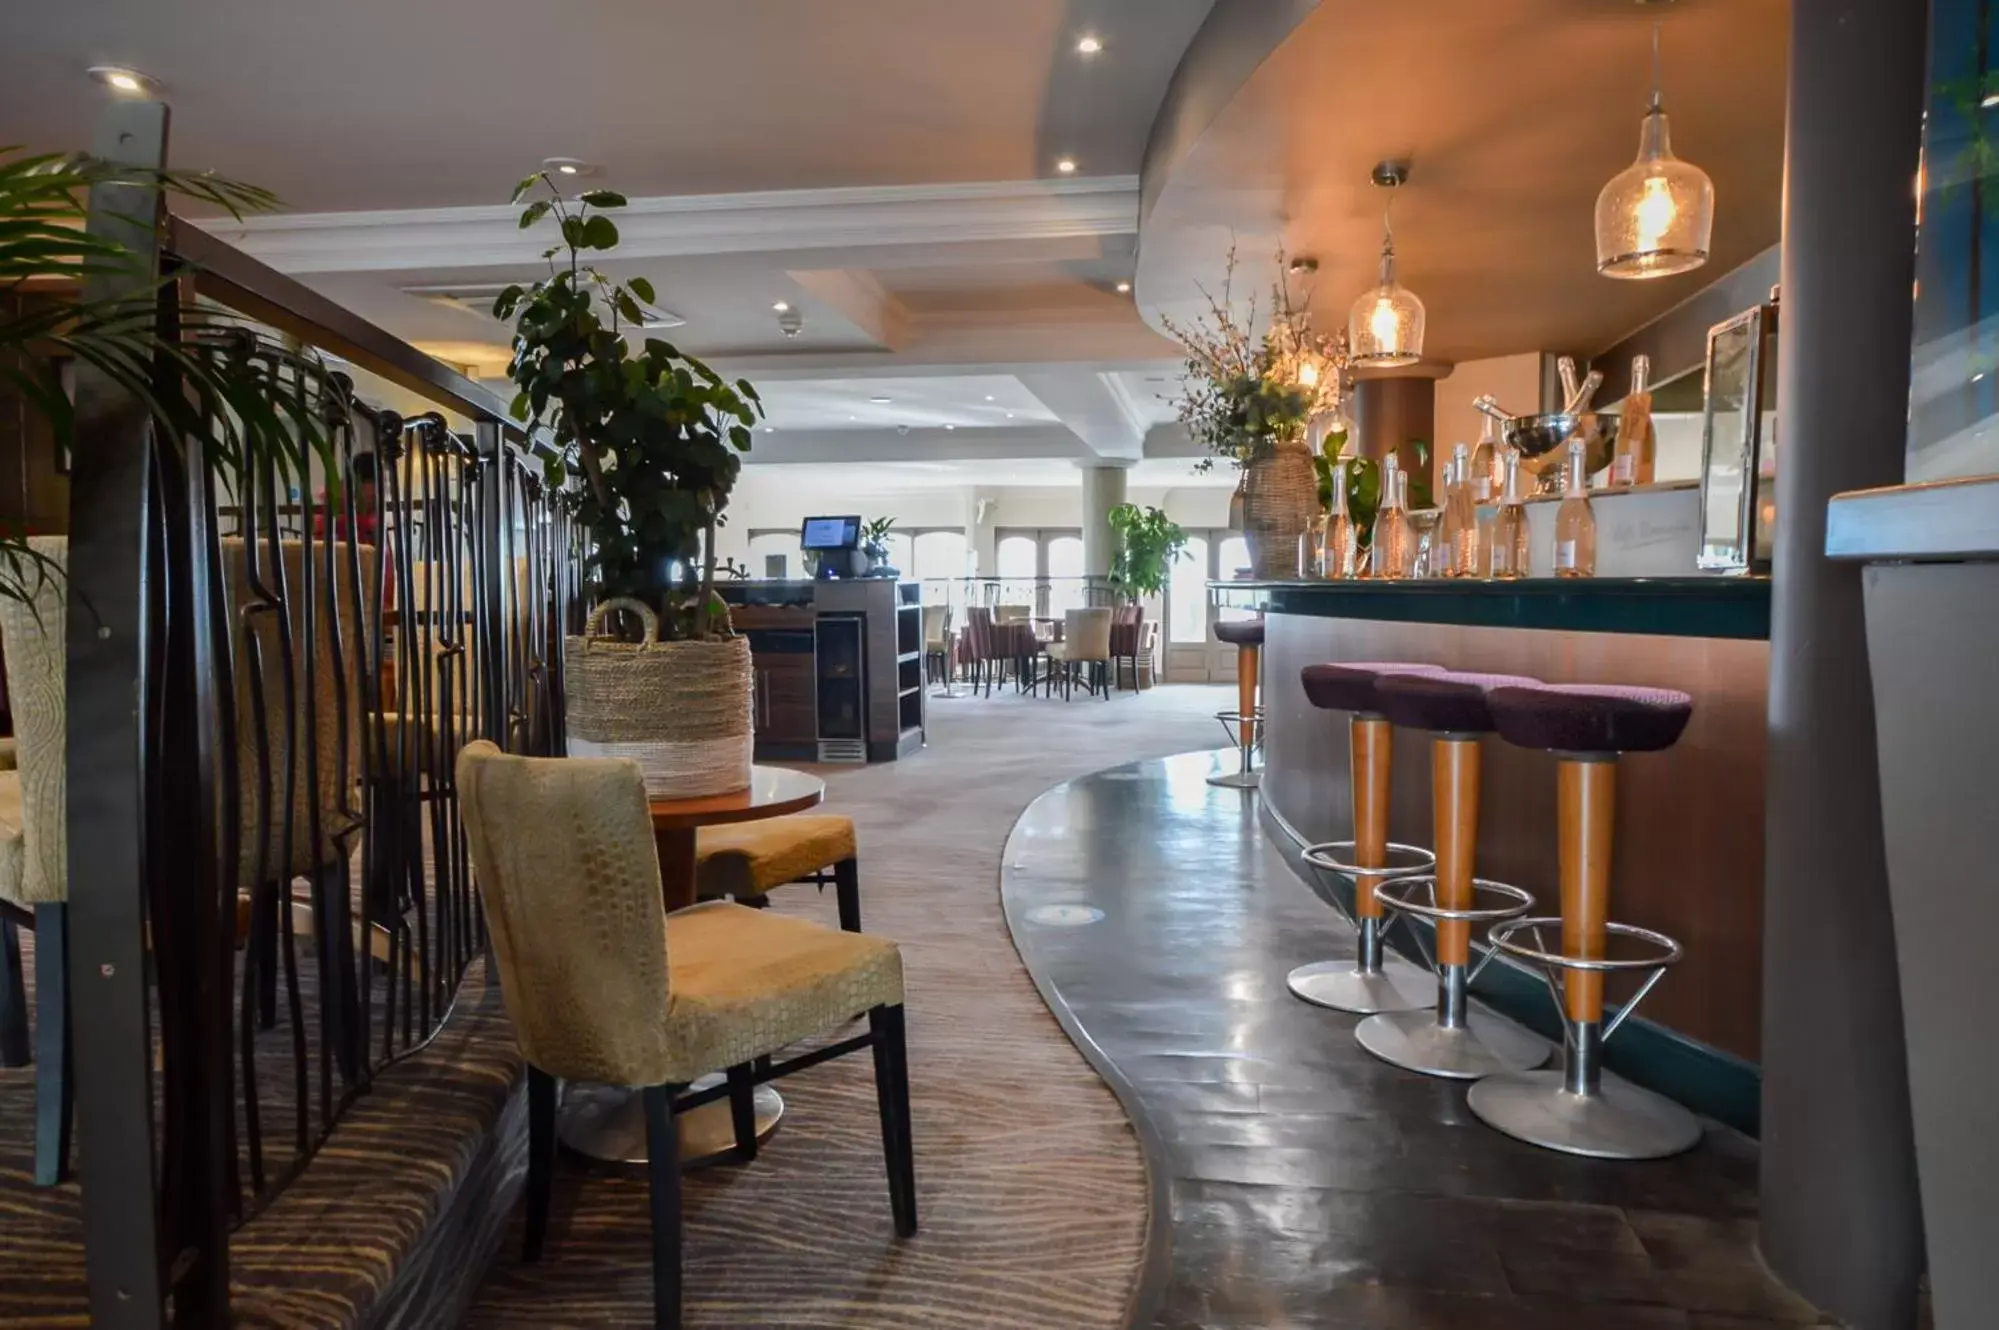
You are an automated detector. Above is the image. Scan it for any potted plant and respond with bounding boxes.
[1162,246,1347,578]
[860,516,897,576]
[1106,504,1189,600]
[497,175,765,796]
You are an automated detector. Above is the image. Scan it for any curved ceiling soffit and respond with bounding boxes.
[1134,0,1789,367]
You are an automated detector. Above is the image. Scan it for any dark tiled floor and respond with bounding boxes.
[1001,751,1833,1330]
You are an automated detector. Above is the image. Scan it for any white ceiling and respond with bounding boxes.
[0,0,1215,210]
[736,457,1235,493]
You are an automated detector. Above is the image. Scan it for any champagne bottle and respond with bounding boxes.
[1489,447,1530,580]
[1373,455,1414,580]
[1612,353,1655,487]
[1469,413,1504,502]
[1553,438,1598,578]
[1326,460,1357,579]
[1440,443,1477,578]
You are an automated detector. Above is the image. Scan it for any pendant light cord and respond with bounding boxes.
[1649,21,1664,114]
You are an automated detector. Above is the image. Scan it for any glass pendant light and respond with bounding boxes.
[1348,162,1425,368]
[1595,21,1714,279]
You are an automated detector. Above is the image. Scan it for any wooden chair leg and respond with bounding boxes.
[523,1066,557,1261]
[33,902,71,1187]
[0,916,28,1068]
[833,857,862,932]
[868,1004,918,1237]
[725,1063,758,1162]
[642,1084,685,1330]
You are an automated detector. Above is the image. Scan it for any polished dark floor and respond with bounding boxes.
[1001,751,1833,1330]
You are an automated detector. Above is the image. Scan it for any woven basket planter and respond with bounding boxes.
[563,598,753,799]
[1242,439,1319,579]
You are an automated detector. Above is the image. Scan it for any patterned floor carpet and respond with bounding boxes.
[464,683,1232,1329]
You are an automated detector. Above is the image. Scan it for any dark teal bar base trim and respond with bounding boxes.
[1212,576,1772,641]
[1261,801,1763,1138]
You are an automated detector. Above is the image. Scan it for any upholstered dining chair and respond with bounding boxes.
[455,741,916,1330]
[1108,604,1144,692]
[0,536,72,1186]
[1044,607,1115,701]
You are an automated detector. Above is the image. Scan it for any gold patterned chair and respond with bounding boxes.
[0,536,72,1186]
[455,741,916,1329]
[695,814,861,931]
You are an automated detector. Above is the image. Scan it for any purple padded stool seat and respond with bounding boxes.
[1373,671,1544,735]
[1469,680,1702,1161]
[1486,683,1693,755]
[1213,618,1265,647]
[1299,662,1443,715]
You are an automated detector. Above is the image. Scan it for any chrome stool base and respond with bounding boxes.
[1356,1007,1548,1079]
[1207,709,1264,788]
[1286,955,1434,1015]
[1468,1069,1701,1160]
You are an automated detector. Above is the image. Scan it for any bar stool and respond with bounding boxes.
[1209,617,1266,789]
[1287,661,1442,1014]
[1467,683,1702,1160]
[1359,671,1551,1078]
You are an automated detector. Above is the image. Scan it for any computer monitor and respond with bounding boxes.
[800,515,862,550]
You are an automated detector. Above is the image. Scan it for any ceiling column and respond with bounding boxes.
[1080,464,1131,589]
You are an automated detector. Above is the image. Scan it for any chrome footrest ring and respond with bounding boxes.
[1485,917,1684,972]
[1300,840,1436,881]
[1373,875,1535,924]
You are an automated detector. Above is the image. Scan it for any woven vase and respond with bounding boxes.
[1241,439,1320,580]
[564,598,753,798]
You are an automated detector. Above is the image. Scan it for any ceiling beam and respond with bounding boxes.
[220,177,1141,274]
[744,424,1091,465]
[784,269,911,351]
[1016,370,1151,461]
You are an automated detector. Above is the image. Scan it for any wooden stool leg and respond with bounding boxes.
[1351,715,1392,926]
[1236,643,1260,758]
[1558,756,1616,1092]
[1433,738,1480,973]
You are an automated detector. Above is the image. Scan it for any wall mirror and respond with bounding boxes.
[1696,304,1778,573]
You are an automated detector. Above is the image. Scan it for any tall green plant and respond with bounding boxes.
[0,147,330,599]
[496,175,763,640]
[1106,503,1189,599]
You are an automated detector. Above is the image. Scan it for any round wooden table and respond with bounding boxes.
[559,764,826,1169]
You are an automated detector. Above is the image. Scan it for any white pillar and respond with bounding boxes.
[1080,464,1129,585]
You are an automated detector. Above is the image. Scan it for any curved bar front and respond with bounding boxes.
[1218,577,1771,1131]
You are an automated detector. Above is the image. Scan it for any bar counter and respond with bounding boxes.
[1217,576,1770,1129]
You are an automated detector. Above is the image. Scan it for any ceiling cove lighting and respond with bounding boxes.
[1056,158,1078,175]
[1594,17,1714,279]
[89,65,157,96]
[1077,35,1103,55]
[1347,160,1426,369]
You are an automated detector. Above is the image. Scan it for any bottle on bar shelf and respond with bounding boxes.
[1554,437,1598,578]
[1488,446,1530,580]
[1298,513,1328,579]
[1611,353,1655,488]
[1440,443,1477,578]
[1469,412,1505,502]
[1326,460,1358,579]
[1372,454,1415,580]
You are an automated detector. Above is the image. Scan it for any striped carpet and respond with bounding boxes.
[464,683,1233,1329]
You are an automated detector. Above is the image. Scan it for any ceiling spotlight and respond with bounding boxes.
[985,394,996,402]
[1056,158,1078,175]
[1115,280,1133,294]
[945,424,957,431]
[89,65,157,96]
[541,157,601,178]
[1288,257,1319,275]
[777,306,804,338]
[869,396,893,404]
[1983,92,1999,110]
[1077,35,1103,55]
[1005,411,1015,419]
[772,300,791,312]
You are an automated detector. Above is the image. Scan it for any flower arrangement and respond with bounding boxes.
[1159,246,1349,469]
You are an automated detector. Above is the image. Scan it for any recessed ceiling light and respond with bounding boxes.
[89,65,157,96]
[869,396,893,404]
[1115,280,1133,294]
[985,394,995,402]
[945,424,957,431]
[1056,158,1078,175]
[849,414,859,421]
[1005,411,1015,419]
[1985,92,1999,109]
[1077,35,1103,55]
[541,157,601,178]
[772,300,790,312]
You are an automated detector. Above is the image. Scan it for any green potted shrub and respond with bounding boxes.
[1106,504,1189,600]
[497,175,766,796]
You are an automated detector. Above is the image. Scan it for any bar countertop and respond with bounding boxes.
[1211,576,1772,641]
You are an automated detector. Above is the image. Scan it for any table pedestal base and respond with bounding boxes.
[559,1075,784,1168]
